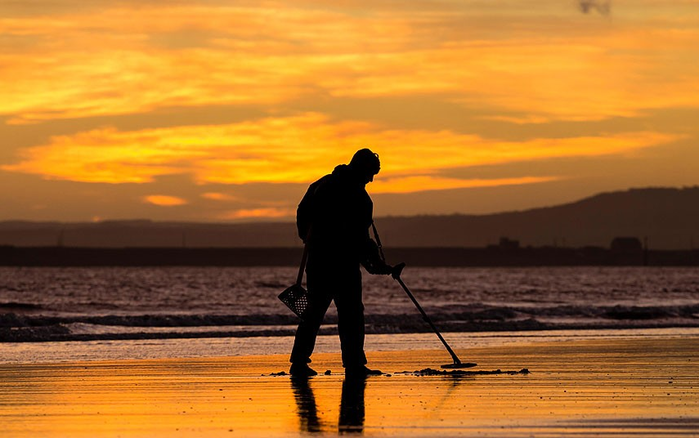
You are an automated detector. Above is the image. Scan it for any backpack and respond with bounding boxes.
[296,177,326,241]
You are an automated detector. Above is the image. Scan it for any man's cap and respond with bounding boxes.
[349,148,380,174]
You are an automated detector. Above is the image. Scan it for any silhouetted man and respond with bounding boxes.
[290,148,393,377]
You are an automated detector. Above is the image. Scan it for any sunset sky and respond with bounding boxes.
[1,0,698,222]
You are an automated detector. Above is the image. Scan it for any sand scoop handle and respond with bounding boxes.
[296,227,312,286]
[296,244,308,286]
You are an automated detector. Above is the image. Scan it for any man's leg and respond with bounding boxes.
[334,269,368,368]
[290,281,332,366]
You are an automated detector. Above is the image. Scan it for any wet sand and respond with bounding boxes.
[1,336,698,437]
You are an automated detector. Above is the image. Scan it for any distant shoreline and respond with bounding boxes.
[1,246,697,266]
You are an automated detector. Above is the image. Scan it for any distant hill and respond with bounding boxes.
[1,187,698,250]
[375,186,699,250]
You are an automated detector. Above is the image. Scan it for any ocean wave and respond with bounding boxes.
[0,302,43,311]
[3,302,699,342]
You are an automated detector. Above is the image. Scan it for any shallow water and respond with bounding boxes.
[3,327,699,365]
[2,266,699,341]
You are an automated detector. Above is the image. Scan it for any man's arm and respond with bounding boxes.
[360,238,393,275]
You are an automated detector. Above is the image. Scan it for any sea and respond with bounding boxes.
[2,266,699,363]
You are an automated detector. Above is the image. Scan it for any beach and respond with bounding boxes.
[2,266,699,436]
[2,332,698,437]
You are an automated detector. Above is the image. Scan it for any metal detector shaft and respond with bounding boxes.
[394,274,463,366]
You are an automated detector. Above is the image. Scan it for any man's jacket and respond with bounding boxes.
[297,164,382,272]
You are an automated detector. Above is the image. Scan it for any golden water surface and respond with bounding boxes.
[1,337,698,437]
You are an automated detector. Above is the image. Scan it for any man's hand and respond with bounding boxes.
[372,261,393,275]
[391,262,406,279]
[367,261,406,277]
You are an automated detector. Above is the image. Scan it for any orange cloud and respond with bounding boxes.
[201,192,241,202]
[1,2,698,123]
[220,208,295,220]
[143,195,187,206]
[1,113,682,193]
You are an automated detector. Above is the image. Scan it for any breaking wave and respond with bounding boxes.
[3,302,699,342]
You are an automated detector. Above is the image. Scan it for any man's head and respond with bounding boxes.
[349,148,380,183]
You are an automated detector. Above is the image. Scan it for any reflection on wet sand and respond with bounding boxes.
[291,375,368,434]
[339,376,366,434]
[290,376,323,432]
[2,338,698,437]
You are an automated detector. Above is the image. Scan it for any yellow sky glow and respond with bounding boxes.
[1,113,680,194]
[1,1,698,221]
[370,176,561,194]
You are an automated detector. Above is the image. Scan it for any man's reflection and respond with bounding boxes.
[290,375,367,434]
[339,375,366,434]
[290,376,322,433]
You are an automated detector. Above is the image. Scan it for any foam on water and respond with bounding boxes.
[3,327,699,364]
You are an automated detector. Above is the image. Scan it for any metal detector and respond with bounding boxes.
[391,263,477,369]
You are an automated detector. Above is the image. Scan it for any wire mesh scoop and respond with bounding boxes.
[278,243,310,319]
[278,283,309,319]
